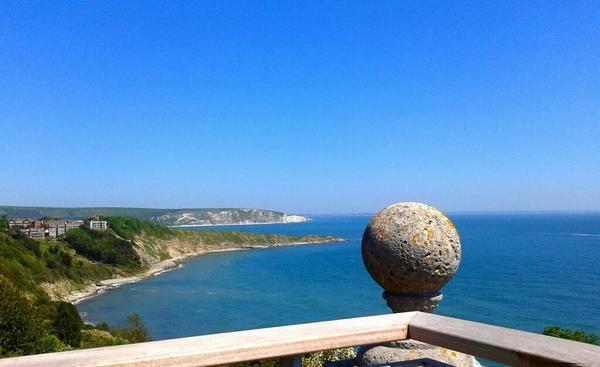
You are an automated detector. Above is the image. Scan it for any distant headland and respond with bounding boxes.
[0,206,310,227]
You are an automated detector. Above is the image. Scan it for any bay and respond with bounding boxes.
[78,214,600,346]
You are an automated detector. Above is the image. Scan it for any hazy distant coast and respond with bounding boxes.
[0,206,309,227]
[169,214,311,228]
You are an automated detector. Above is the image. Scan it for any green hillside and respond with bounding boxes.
[0,216,335,301]
[0,216,339,357]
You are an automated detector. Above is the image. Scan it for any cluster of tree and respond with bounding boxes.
[0,275,150,357]
[0,216,7,231]
[64,227,141,269]
[102,216,174,241]
[543,326,598,345]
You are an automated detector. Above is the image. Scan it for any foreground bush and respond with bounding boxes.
[302,348,356,367]
[53,302,84,347]
[543,326,598,345]
[80,330,129,349]
[228,348,356,367]
[0,276,66,356]
[111,313,151,343]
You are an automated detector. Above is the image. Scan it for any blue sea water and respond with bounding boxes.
[78,214,600,348]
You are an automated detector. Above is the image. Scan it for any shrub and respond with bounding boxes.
[0,276,45,356]
[227,348,356,367]
[80,329,128,349]
[112,313,150,343]
[35,334,69,354]
[103,216,173,241]
[302,348,356,367]
[53,302,84,347]
[543,326,598,345]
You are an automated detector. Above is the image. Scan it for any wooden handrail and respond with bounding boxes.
[409,312,600,367]
[0,313,414,367]
[1,311,598,367]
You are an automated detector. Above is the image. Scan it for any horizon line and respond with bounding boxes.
[2,205,599,216]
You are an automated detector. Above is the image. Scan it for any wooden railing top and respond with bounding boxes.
[0,313,414,367]
[1,311,599,367]
[410,313,600,367]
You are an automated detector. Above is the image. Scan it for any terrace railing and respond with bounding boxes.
[1,312,598,367]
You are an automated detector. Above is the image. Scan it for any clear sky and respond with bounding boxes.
[1,1,599,214]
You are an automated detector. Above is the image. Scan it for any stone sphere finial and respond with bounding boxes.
[361,202,461,312]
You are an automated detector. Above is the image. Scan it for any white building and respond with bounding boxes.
[9,219,33,228]
[25,228,45,240]
[65,220,84,231]
[89,220,108,230]
[46,220,83,237]
[47,226,66,238]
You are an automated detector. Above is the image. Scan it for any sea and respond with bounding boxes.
[77,213,600,363]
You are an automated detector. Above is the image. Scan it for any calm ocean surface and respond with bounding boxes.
[78,214,600,344]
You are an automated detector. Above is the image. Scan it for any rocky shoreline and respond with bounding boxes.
[64,239,342,304]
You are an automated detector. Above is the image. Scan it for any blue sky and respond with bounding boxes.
[1,1,599,213]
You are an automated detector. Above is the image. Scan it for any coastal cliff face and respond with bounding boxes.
[149,209,310,227]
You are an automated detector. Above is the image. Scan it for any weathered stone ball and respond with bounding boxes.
[361,202,461,295]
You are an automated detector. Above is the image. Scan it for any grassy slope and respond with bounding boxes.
[0,230,120,301]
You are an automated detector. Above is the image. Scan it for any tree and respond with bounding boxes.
[112,313,150,343]
[543,326,598,345]
[0,276,45,356]
[53,302,84,347]
[0,216,8,231]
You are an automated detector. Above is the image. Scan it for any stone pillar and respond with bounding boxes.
[356,203,478,367]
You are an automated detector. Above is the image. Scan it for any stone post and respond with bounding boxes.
[356,203,478,367]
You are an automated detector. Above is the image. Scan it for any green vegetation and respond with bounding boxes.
[0,229,114,301]
[0,215,334,302]
[80,329,128,349]
[0,274,150,356]
[0,217,7,230]
[53,302,84,347]
[186,230,307,247]
[0,215,337,358]
[111,313,151,343]
[0,217,169,297]
[543,326,598,345]
[0,275,60,357]
[64,227,141,268]
[228,348,356,367]
[102,216,174,241]
[0,224,146,357]
[302,348,357,367]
